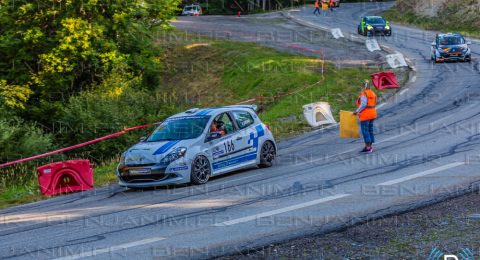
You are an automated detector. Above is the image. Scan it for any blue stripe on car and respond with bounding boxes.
[152,140,181,155]
[248,125,265,150]
[212,151,257,170]
[196,108,214,115]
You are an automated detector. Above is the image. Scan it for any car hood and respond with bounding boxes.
[438,44,468,50]
[124,140,187,165]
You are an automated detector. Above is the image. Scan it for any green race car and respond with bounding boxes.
[357,16,392,37]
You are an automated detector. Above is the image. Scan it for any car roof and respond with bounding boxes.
[169,105,257,119]
[437,33,463,38]
[365,16,384,19]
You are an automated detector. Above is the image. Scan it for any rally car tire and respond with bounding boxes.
[259,141,276,168]
[190,155,211,185]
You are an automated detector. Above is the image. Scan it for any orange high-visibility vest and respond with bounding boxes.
[356,89,377,121]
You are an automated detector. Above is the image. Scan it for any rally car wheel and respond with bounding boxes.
[259,141,276,168]
[191,155,211,185]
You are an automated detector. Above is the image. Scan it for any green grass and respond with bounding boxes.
[0,29,391,208]
[383,8,480,38]
[158,30,383,138]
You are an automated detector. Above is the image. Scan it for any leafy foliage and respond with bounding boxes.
[0,0,180,121]
[0,112,54,162]
[59,73,178,161]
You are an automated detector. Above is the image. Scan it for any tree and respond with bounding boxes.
[0,0,180,123]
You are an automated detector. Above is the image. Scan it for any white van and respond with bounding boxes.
[182,4,202,16]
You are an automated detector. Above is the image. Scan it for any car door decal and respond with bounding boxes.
[217,146,252,158]
[212,152,257,170]
[248,125,265,151]
[212,125,264,170]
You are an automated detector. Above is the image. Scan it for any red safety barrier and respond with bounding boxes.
[371,72,400,90]
[36,160,94,196]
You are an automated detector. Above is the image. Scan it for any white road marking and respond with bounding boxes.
[365,38,381,52]
[53,237,166,260]
[386,53,408,68]
[213,194,351,226]
[410,75,417,83]
[377,162,465,186]
[399,88,409,95]
[376,130,411,143]
[377,103,386,109]
[331,28,344,39]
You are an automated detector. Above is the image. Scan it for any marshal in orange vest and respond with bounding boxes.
[356,89,377,121]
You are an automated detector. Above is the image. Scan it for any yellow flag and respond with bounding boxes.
[339,110,360,139]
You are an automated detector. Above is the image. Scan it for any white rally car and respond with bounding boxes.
[116,105,276,187]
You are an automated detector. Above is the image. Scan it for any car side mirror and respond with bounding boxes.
[139,136,147,142]
[466,41,472,45]
[206,132,222,142]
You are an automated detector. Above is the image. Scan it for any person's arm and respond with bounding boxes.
[355,95,367,114]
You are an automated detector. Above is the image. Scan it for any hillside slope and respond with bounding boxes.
[385,0,480,37]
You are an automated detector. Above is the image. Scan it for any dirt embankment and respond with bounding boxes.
[396,0,480,27]
[389,0,480,35]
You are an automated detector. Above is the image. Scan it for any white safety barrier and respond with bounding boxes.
[365,38,381,52]
[331,28,344,39]
[386,53,408,68]
[303,102,336,127]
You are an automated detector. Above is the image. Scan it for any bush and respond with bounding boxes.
[59,74,179,162]
[0,114,54,164]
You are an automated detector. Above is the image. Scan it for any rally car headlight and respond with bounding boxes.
[385,25,390,30]
[119,153,126,166]
[160,147,187,165]
[367,25,373,30]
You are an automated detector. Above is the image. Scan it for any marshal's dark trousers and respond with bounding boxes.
[360,119,375,144]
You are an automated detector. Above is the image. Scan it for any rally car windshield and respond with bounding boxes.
[146,116,210,142]
[439,36,465,45]
[367,17,385,24]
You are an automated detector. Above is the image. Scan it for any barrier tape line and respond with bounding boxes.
[235,79,324,105]
[0,123,161,169]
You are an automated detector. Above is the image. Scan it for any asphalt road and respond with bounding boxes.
[2,3,480,259]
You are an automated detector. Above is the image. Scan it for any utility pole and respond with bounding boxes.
[263,0,266,10]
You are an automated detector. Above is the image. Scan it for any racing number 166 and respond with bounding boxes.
[224,140,235,153]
